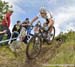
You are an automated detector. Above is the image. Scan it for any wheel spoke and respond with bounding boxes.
[26,36,41,59]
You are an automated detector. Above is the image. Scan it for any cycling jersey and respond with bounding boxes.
[37,11,51,24]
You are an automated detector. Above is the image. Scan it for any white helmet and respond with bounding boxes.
[40,7,46,14]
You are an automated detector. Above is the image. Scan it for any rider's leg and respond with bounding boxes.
[43,23,49,31]
[48,18,54,32]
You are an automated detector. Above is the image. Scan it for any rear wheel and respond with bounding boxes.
[26,35,42,59]
[47,26,55,44]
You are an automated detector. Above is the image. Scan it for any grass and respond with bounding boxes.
[0,42,26,67]
[45,31,75,67]
[0,31,75,67]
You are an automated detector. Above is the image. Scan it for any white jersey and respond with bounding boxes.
[37,11,52,20]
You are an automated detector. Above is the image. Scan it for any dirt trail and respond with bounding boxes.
[0,39,63,67]
[24,40,63,67]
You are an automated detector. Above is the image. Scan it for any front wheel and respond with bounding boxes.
[47,26,55,44]
[26,35,42,59]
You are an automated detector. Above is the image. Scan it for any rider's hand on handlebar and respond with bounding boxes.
[44,26,49,31]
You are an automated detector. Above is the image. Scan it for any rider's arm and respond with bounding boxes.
[47,12,54,27]
[48,18,54,27]
[31,16,38,24]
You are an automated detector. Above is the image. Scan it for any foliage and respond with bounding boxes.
[48,31,75,65]
[0,0,12,22]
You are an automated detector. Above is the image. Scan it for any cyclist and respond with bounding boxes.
[31,8,54,32]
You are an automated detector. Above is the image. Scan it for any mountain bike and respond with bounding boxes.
[26,21,55,59]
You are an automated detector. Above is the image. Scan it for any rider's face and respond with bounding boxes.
[40,12,46,18]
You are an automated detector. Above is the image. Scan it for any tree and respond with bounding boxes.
[0,0,12,22]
